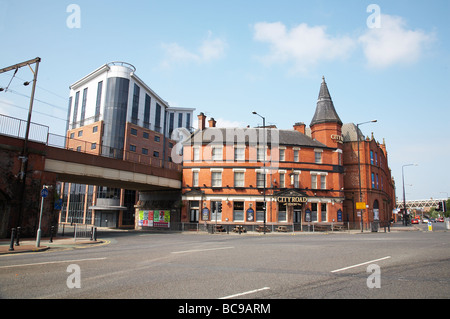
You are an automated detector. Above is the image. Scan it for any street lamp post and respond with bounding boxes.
[356,120,377,232]
[252,111,266,234]
[402,164,417,226]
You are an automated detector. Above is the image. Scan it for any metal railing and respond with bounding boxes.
[57,223,98,240]
[0,113,181,172]
[0,113,49,143]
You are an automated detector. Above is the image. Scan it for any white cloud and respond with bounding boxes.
[358,14,435,69]
[161,31,227,68]
[253,22,355,73]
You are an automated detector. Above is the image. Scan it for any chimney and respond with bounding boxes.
[198,112,206,130]
[208,118,216,128]
[293,122,306,134]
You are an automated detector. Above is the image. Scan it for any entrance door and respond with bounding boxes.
[294,209,302,223]
[189,201,200,223]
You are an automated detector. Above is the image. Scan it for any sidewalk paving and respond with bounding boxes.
[0,237,105,255]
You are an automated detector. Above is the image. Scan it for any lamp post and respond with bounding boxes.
[402,164,417,226]
[252,111,266,234]
[356,120,377,232]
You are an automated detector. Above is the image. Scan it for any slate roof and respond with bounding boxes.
[310,77,343,127]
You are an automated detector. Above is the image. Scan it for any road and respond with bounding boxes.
[1,228,449,303]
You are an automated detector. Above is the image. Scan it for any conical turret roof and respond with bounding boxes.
[310,76,342,127]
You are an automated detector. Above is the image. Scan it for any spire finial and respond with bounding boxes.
[322,76,326,83]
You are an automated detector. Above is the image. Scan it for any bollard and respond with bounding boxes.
[9,228,16,251]
[15,226,21,246]
[93,227,97,241]
[90,226,94,241]
[49,226,54,243]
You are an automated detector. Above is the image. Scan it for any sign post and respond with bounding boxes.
[36,187,48,247]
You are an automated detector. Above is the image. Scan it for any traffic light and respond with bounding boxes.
[218,202,222,213]
[437,201,443,211]
[443,200,447,213]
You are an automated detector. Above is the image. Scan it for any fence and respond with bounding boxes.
[0,113,49,143]
[174,221,392,233]
[57,223,98,240]
[0,113,181,172]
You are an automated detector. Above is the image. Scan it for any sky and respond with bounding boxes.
[0,0,449,202]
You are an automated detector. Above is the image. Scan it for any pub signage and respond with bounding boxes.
[277,196,308,204]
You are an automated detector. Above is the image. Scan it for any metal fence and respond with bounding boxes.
[0,113,49,143]
[57,223,98,240]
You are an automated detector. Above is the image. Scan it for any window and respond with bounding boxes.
[91,143,96,150]
[80,88,88,126]
[154,135,160,142]
[321,203,327,222]
[278,202,287,222]
[76,146,81,152]
[320,175,326,189]
[130,145,136,152]
[144,94,151,128]
[154,103,161,132]
[234,147,245,161]
[314,151,322,164]
[193,147,200,161]
[233,201,244,221]
[257,148,266,162]
[211,171,222,187]
[311,174,317,189]
[279,149,285,161]
[371,173,375,189]
[95,81,102,121]
[311,203,318,222]
[70,132,74,139]
[143,131,149,139]
[142,148,148,155]
[130,128,137,136]
[256,172,265,188]
[78,130,83,137]
[256,202,265,222]
[370,151,374,165]
[294,149,299,162]
[279,173,285,188]
[131,84,140,124]
[293,173,300,188]
[212,147,222,161]
[234,171,245,187]
[192,171,199,187]
[153,151,159,157]
[73,91,80,125]
[178,113,183,128]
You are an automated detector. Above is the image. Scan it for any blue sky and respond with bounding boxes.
[0,0,449,202]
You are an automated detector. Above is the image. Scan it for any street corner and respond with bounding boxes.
[0,244,50,255]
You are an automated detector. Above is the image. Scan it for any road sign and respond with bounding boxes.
[41,188,48,198]
[356,202,366,210]
[428,222,433,232]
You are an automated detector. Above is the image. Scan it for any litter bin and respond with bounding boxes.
[445,218,450,230]
[371,221,379,232]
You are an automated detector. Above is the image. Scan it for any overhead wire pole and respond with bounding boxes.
[0,57,41,231]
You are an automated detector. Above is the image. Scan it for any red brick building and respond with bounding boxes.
[181,77,396,230]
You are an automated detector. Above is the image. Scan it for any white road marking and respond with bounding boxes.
[171,246,234,254]
[0,257,107,269]
[331,256,391,273]
[220,287,271,299]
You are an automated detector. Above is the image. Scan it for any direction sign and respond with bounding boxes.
[356,202,366,210]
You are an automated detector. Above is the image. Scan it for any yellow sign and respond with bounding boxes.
[356,202,366,210]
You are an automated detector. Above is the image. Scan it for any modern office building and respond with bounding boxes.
[180,77,396,230]
[59,62,194,228]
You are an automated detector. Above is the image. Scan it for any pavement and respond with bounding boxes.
[0,237,106,255]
